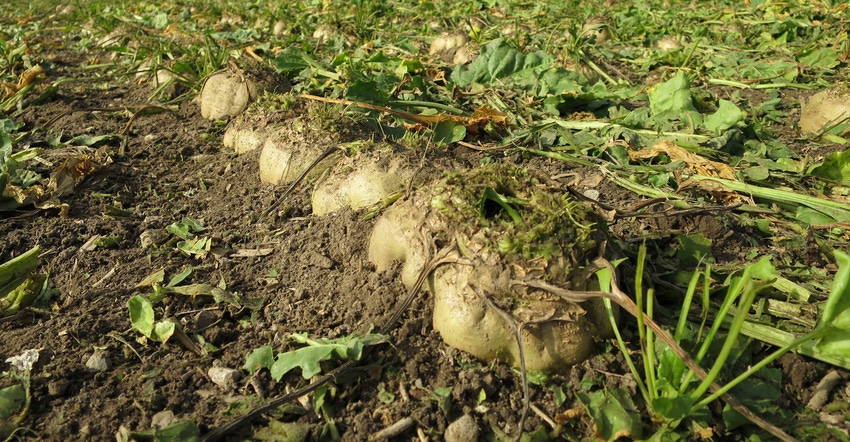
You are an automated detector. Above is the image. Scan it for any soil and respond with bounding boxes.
[1,20,848,442]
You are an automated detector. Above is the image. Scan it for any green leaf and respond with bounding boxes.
[167,266,193,288]
[576,387,641,441]
[154,420,199,442]
[817,250,850,330]
[480,186,523,224]
[656,344,689,391]
[451,39,548,87]
[797,48,839,70]
[252,421,310,442]
[813,330,850,357]
[128,295,155,337]
[795,207,837,226]
[649,71,696,116]
[150,12,169,30]
[66,134,119,147]
[94,236,122,248]
[166,217,206,240]
[272,47,313,74]
[243,346,275,374]
[177,237,211,258]
[651,394,693,421]
[432,120,466,145]
[433,386,453,397]
[743,165,770,181]
[0,384,25,420]
[151,321,175,342]
[704,99,745,134]
[268,333,386,380]
[271,346,336,380]
[810,150,850,183]
[676,232,713,266]
[128,420,200,442]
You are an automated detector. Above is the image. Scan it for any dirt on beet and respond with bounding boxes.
[1,12,848,442]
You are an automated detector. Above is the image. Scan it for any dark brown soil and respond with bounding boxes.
[1,21,848,442]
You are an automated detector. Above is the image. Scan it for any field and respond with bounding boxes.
[2,1,850,441]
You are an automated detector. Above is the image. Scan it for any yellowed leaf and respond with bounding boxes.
[630,140,737,180]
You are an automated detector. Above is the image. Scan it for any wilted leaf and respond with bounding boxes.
[677,232,714,266]
[267,332,387,380]
[0,384,25,420]
[818,250,850,331]
[704,99,745,134]
[432,120,466,145]
[243,346,275,374]
[253,420,310,442]
[797,48,839,70]
[136,269,166,288]
[166,217,206,240]
[177,237,212,258]
[166,266,193,288]
[451,39,550,88]
[576,387,642,441]
[128,295,155,337]
[649,71,696,115]
[629,140,736,180]
[810,150,850,183]
[271,345,336,380]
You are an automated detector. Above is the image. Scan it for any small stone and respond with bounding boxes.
[85,351,111,372]
[140,229,170,248]
[151,410,177,429]
[209,366,241,389]
[195,310,220,330]
[444,414,478,442]
[273,20,287,36]
[48,379,71,396]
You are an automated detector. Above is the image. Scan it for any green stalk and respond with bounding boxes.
[0,246,41,288]
[689,279,766,403]
[733,318,849,370]
[645,287,658,400]
[634,245,657,399]
[679,37,701,69]
[679,266,712,396]
[694,330,822,409]
[521,149,598,167]
[540,118,710,142]
[387,100,467,115]
[694,269,746,365]
[604,298,651,405]
[689,175,850,222]
[706,78,816,90]
[697,265,711,343]
[675,265,702,342]
[602,168,692,209]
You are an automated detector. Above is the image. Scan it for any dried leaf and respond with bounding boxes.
[630,140,737,180]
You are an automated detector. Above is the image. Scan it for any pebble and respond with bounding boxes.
[48,379,70,396]
[85,351,111,372]
[209,366,241,388]
[140,229,170,248]
[194,310,220,330]
[151,410,177,429]
[444,414,478,442]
